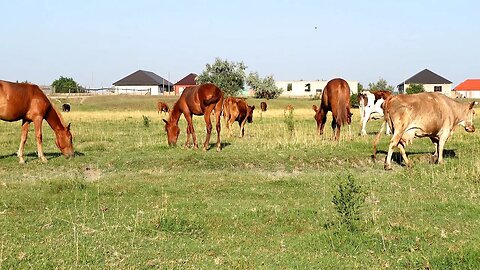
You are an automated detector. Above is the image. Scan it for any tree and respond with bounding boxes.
[406,83,425,94]
[52,76,81,93]
[196,58,247,97]
[368,78,394,92]
[246,72,282,99]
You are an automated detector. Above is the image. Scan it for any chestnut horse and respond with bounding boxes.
[223,97,255,138]
[313,78,352,141]
[157,101,169,114]
[260,101,267,112]
[163,83,224,151]
[0,80,74,163]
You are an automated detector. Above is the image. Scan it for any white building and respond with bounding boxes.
[453,79,480,98]
[397,69,453,97]
[113,70,173,95]
[276,79,358,97]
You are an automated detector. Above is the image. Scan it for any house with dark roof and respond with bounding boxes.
[174,73,197,95]
[113,70,173,95]
[397,69,452,96]
[453,79,480,98]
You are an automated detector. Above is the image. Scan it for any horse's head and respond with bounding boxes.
[55,123,74,158]
[461,101,477,133]
[247,105,255,123]
[163,119,180,146]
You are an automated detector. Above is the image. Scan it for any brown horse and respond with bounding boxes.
[157,101,169,114]
[0,80,74,163]
[163,83,224,151]
[313,78,352,141]
[260,101,268,112]
[223,97,255,138]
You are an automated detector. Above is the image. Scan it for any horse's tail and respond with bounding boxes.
[335,84,350,127]
[373,95,393,160]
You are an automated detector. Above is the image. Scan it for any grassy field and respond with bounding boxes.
[0,94,479,269]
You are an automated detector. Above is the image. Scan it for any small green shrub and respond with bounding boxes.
[283,108,295,137]
[142,115,150,127]
[331,175,366,231]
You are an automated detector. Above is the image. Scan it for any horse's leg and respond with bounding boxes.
[318,109,327,136]
[184,125,191,149]
[33,117,47,162]
[203,106,214,151]
[215,100,223,151]
[331,117,337,140]
[17,120,30,164]
[184,113,197,149]
[239,117,247,138]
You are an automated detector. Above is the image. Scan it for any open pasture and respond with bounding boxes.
[0,95,479,269]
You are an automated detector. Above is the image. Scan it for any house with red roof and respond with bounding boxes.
[174,73,197,95]
[453,79,480,98]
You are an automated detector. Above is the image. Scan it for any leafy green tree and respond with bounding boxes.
[406,83,425,94]
[246,72,282,99]
[196,58,246,96]
[52,76,81,93]
[368,78,394,92]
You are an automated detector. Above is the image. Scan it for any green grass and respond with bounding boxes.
[0,95,479,269]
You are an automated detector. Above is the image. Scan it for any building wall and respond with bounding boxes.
[276,80,358,97]
[113,85,167,96]
[114,85,162,95]
[404,83,452,97]
[454,90,480,99]
[174,84,195,95]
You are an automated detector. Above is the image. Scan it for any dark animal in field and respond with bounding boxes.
[62,103,71,112]
[313,78,352,141]
[223,97,255,138]
[373,92,476,170]
[358,90,392,136]
[0,80,74,163]
[163,83,224,151]
[157,101,169,114]
[260,101,268,112]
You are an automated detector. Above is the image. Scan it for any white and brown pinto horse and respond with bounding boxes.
[0,80,74,163]
[358,90,392,136]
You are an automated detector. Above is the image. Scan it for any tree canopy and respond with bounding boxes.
[196,58,246,97]
[406,83,425,94]
[52,76,81,93]
[246,72,282,99]
[368,78,394,92]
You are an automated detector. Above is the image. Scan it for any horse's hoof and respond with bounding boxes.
[384,164,392,171]
[19,159,25,164]
[40,157,48,163]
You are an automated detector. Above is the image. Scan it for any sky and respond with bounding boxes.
[1,0,479,89]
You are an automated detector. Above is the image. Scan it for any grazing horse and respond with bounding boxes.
[0,80,74,163]
[223,97,255,138]
[163,83,224,151]
[313,78,352,141]
[62,103,71,112]
[260,101,268,112]
[157,101,169,114]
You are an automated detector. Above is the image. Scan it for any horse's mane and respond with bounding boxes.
[48,99,67,127]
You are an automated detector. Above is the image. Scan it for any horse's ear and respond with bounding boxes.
[162,119,168,124]
[251,105,255,110]
[312,105,318,112]
[67,123,71,131]
[469,101,477,109]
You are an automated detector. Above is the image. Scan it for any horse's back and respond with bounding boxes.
[180,83,223,115]
[0,80,50,121]
[321,78,351,125]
